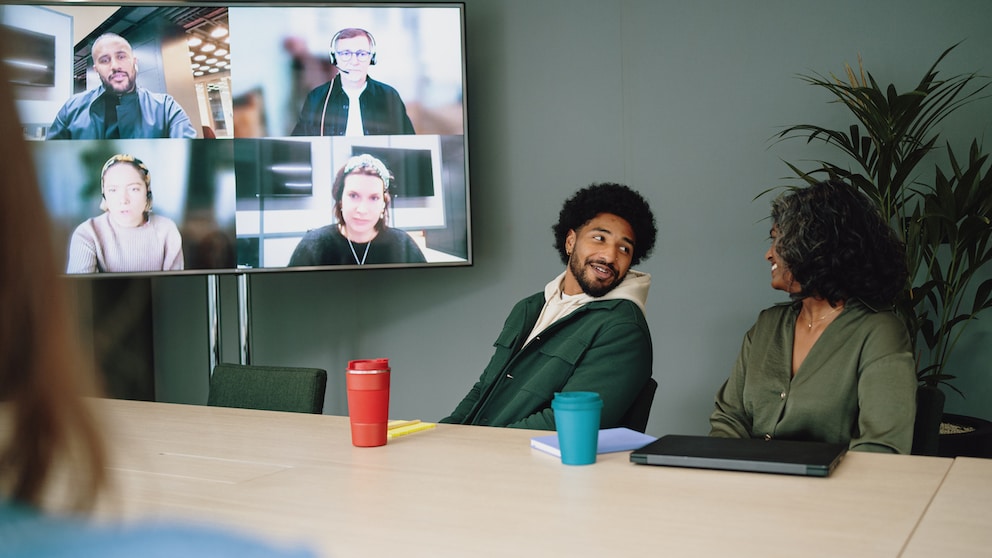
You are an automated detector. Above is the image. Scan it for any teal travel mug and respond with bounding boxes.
[551,391,603,465]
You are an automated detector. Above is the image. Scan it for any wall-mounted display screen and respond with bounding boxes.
[2,2,470,276]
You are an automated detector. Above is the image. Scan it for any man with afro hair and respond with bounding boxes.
[441,183,658,430]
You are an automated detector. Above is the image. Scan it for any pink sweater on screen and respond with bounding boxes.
[66,212,184,274]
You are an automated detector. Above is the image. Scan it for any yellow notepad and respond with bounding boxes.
[387,420,436,439]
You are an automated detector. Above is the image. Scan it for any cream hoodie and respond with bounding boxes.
[524,269,651,346]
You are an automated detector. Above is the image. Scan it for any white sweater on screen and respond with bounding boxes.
[66,212,184,274]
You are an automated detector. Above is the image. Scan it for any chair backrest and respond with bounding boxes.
[620,377,658,433]
[911,384,945,456]
[208,363,327,414]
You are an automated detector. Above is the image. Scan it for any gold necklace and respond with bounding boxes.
[805,305,842,329]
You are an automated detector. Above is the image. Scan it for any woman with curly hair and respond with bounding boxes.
[709,180,917,453]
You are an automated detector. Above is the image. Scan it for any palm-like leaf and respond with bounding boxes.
[778,45,992,391]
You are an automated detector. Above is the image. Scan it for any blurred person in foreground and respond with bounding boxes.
[0,33,313,557]
[441,183,658,430]
[709,180,917,453]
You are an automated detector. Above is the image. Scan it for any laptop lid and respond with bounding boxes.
[629,434,848,477]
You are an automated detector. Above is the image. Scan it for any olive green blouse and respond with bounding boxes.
[709,299,917,454]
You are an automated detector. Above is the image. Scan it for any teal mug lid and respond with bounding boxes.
[551,391,603,410]
[553,391,601,402]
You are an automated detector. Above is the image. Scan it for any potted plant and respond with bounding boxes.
[775,44,992,456]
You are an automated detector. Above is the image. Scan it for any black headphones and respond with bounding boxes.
[329,28,377,66]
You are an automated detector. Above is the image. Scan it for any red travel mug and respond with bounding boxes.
[346,358,391,447]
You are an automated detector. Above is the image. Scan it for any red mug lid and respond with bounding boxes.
[348,358,390,371]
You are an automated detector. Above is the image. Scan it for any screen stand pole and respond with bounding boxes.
[207,274,221,375]
[207,273,252,377]
[237,273,252,365]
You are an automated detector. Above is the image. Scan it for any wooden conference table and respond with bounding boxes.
[901,456,992,557]
[92,399,982,557]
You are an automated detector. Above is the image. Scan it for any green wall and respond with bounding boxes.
[151,0,992,434]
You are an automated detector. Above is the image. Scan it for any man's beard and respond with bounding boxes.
[568,252,624,297]
[101,71,136,95]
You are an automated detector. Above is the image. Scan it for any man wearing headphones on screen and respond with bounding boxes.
[291,27,415,137]
[441,183,658,430]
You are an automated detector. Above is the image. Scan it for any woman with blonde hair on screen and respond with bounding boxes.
[66,153,185,274]
[0,33,312,557]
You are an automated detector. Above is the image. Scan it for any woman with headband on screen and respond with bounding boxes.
[288,154,427,267]
[66,154,184,274]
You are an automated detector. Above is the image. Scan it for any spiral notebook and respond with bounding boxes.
[530,427,657,458]
[629,434,848,477]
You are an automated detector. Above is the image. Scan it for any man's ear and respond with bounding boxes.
[565,229,576,255]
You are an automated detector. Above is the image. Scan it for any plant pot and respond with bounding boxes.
[937,413,992,458]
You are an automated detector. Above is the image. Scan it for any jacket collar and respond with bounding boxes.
[543,269,651,316]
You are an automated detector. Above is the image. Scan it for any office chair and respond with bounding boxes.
[208,363,328,414]
[620,377,658,433]
[911,384,944,456]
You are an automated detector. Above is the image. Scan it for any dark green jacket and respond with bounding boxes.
[440,291,653,430]
[709,299,917,454]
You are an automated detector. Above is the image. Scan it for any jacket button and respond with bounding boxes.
[780,392,787,400]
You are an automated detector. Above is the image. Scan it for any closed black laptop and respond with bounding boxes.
[629,434,848,477]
